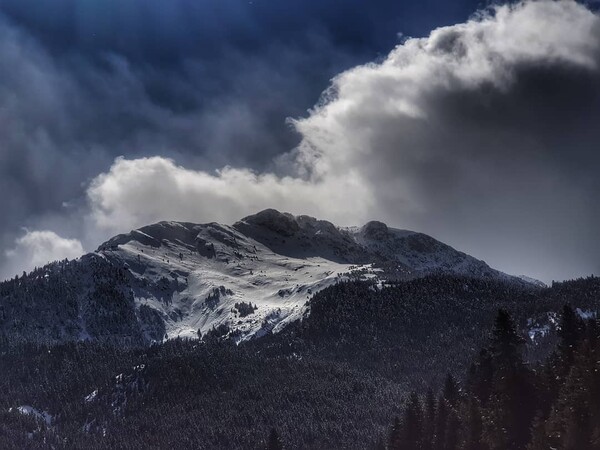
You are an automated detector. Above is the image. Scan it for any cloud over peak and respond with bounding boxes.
[85,156,374,236]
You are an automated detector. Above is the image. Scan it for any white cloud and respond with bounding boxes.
[4,230,84,277]
[85,156,374,235]
[294,0,599,172]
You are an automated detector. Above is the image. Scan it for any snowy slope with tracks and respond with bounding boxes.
[99,219,374,340]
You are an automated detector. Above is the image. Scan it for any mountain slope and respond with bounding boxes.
[0,209,531,344]
[2,276,599,450]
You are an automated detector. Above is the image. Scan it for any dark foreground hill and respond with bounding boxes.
[1,275,599,449]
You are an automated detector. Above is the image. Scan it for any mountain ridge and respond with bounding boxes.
[0,209,538,345]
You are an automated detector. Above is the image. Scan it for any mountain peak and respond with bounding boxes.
[238,209,300,237]
[98,221,200,251]
[361,221,389,240]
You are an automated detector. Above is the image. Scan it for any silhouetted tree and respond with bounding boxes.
[389,416,403,450]
[443,374,460,408]
[464,397,486,450]
[267,428,283,450]
[433,396,448,450]
[423,389,436,450]
[404,392,423,450]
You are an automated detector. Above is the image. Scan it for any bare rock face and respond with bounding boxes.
[195,238,216,258]
[238,209,300,237]
[361,221,390,241]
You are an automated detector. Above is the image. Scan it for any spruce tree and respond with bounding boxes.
[389,416,403,450]
[423,389,436,450]
[267,428,283,450]
[467,349,494,406]
[444,410,461,450]
[404,392,423,450]
[464,397,486,450]
[373,436,387,450]
[489,309,525,372]
[547,337,596,450]
[526,414,551,450]
[485,309,536,450]
[433,396,448,450]
[556,305,584,379]
[443,374,460,408]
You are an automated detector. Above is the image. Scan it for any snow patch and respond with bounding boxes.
[85,390,98,403]
[528,325,550,342]
[10,405,52,425]
[576,308,597,320]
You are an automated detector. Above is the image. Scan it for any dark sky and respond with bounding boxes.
[0,0,599,282]
[0,0,489,169]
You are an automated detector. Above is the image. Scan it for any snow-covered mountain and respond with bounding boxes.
[0,209,532,344]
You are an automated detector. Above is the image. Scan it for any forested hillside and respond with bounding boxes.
[1,276,599,449]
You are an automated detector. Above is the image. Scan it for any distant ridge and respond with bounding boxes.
[0,209,539,344]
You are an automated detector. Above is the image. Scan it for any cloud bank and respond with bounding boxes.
[293,0,600,281]
[3,0,600,283]
[85,156,372,233]
[5,231,84,276]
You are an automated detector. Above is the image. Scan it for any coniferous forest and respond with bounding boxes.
[383,306,600,450]
[1,275,600,449]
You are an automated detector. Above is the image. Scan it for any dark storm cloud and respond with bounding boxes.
[0,7,347,266]
[295,0,600,282]
[0,0,490,173]
[362,63,600,281]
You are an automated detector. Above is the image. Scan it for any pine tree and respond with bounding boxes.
[556,305,584,379]
[485,309,536,450]
[443,374,460,408]
[466,349,494,406]
[423,389,436,450]
[389,416,403,450]
[464,397,486,450]
[433,396,448,450]
[267,428,283,450]
[527,413,551,450]
[404,392,423,450]
[444,410,461,450]
[373,436,387,450]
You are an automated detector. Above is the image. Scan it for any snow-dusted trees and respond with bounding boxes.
[382,307,600,450]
